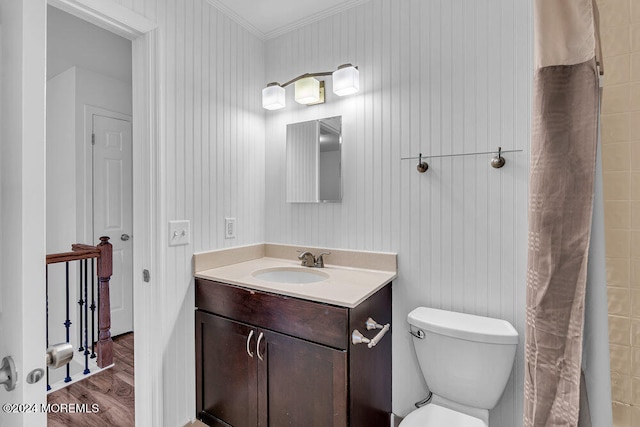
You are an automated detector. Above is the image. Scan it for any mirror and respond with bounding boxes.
[286,116,342,203]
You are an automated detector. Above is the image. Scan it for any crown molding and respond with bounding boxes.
[263,0,371,40]
[205,0,371,41]
[205,0,265,39]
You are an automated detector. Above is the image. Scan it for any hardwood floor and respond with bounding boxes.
[48,333,134,427]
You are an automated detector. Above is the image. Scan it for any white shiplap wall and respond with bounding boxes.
[105,0,265,425]
[103,0,530,425]
[160,1,265,424]
[264,1,531,425]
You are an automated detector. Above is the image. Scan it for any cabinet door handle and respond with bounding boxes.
[246,330,255,358]
[256,332,264,361]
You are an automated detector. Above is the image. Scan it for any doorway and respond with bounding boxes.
[45,3,134,416]
[0,0,157,424]
[46,5,134,334]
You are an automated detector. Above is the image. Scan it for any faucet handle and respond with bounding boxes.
[314,252,331,268]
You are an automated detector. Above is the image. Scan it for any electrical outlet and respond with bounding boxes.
[225,218,236,239]
[168,220,190,246]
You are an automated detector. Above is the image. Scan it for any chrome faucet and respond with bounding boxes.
[297,251,316,267]
[297,251,331,268]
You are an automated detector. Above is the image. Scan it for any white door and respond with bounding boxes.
[92,114,133,336]
[0,1,48,425]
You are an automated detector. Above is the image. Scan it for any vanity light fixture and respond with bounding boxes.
[262,63,359,110]
[333,64,360,96]
[294,77,321,104]
[262,83,286,110]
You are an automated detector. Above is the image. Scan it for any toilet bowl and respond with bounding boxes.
[400,307,518,426]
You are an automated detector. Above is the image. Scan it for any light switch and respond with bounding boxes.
[169,220,190,246]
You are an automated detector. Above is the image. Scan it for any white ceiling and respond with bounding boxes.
[207,0,369,39]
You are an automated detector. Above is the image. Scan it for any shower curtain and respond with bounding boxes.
[524,1,602,426]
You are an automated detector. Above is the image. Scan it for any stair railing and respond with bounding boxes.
[45,236,113,390]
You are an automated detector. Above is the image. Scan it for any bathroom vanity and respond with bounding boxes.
[193,244,396,427]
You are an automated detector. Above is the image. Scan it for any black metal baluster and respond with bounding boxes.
[64,262,72,383]
[96,270,100,356]
[46,264,50,391]
[78,261,84,352]
[83,259,90,375]
[90,259,96,359]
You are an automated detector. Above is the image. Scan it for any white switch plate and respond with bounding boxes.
[225,218,236,239]
[169,220,190,246]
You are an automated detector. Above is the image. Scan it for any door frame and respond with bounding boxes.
[47,1,161,425]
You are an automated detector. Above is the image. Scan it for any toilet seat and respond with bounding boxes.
[399,403,488,427]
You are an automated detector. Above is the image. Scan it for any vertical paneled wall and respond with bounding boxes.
[160,1,265,424]
[107,0,265,425]
[264,1,531,425]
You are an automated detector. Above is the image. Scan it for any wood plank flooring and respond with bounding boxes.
[48,333,135,427]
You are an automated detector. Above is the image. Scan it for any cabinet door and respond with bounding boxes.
[259,330,347,427]
[196,311,258,427]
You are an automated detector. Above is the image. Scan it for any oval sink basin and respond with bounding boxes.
[252,267,329,284]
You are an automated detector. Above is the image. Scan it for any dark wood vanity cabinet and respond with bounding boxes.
[196,312,259,426]
[195,278,391,427]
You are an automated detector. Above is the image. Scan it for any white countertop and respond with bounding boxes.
[195,256,397,308]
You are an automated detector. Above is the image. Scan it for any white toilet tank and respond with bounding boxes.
[407,307,518,410]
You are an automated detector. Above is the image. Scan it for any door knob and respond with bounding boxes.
[121,233,131,241]
[46,343,73,369]
[0,356,17,391]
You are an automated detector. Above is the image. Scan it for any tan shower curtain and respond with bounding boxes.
[524,1,601,426]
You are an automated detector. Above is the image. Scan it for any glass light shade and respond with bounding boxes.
[295,77,320,104]
[262,85,286,110]
[332,66,359,96]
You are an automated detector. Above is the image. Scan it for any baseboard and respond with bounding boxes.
[184,420,208,427]
[390,413,404,427]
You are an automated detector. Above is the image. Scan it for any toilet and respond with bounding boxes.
[401,307,519,426]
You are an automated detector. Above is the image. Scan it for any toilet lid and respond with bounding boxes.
[399,404,487,427]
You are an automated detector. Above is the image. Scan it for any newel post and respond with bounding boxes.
[96,236,113,368]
